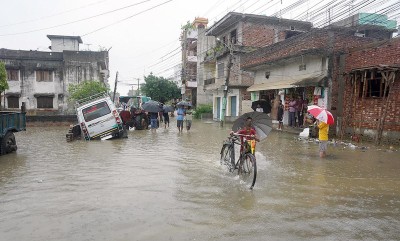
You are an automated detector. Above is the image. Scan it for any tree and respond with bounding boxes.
[0,62,9,109]
[68,80,109,101]
[140,73,181,103]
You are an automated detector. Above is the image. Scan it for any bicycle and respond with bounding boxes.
[220,133,257,189]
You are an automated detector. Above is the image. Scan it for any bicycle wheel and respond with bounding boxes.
[220,144,234,170]
[238,153,257,189]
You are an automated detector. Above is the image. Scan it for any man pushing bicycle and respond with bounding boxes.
[230,116,260,154]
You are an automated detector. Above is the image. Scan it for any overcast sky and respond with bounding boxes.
[1,0,399,95]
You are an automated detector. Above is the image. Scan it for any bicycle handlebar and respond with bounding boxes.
[230,133,257,140]
[232,133,255,138]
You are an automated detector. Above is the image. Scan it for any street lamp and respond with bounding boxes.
[216,38,234,127]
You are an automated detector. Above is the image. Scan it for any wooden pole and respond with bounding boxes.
[356,70,367,142]
[350,72,359,138]
[376,71,395,144]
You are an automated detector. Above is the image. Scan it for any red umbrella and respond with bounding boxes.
[307,105,334,125]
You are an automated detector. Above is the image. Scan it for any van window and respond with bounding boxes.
[82,101,111,122]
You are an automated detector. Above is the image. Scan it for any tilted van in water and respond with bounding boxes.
[72,93,127,141]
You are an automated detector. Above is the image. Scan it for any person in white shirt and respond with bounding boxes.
[255,104,263,112]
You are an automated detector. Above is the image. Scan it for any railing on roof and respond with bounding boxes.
[75,92,110,107]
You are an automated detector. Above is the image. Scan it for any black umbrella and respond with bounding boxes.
[177,101,191,107]
[163,105,175,113]
[232,112,273,141]
[141,100,162,113]
[251,100,271,114]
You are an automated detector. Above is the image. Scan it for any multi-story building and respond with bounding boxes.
[180,18,209,107]
[0,35,109,115]
[200,12,312,121]
[241,12,398,143]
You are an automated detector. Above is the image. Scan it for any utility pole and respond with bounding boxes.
[113,71,118,102]
[136,78,140,95]
[128,78,140,96]
[220,48,234,127]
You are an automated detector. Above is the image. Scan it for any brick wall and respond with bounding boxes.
[242,22,275,47]
[241,29,374,69]
[340,38,400,137]
[344,39,400,71]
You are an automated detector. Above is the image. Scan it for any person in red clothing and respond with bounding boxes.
[231,117,260,153]
[119,110,131,129]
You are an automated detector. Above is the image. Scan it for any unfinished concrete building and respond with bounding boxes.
[1,35,109,115]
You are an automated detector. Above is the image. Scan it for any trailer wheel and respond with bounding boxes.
[1,132,17,154]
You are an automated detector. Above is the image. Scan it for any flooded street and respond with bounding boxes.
[1,120,400,241]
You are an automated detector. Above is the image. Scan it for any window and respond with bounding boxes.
[37,96,53,108]
[222,36,226,44]
[36,70,53,82]
[6,69,19,81]
[230,29,237,44]
[359,71,388,98]
[7,96,19,108]
[204,78,215,85]
[217,62,225,78]
[82,101,111,122]
[286,31,300,39]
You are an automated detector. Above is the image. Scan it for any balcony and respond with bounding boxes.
[204,44,256,63]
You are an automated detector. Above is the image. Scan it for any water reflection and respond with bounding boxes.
[0,120,399,241]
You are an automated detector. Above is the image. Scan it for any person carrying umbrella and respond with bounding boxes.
[307,105,335,158]
[251,95,271,114]
[176,104,185,133]
[230,117,260,153]
[149,111,159,132]
[317,120,329,158]
[163,108,170,129]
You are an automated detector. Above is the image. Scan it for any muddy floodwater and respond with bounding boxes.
[1,120,400,241]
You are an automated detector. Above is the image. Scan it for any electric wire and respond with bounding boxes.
[0,0,153,36]
[0,0,111,28]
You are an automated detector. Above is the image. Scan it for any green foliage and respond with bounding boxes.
[181,21,194,31]
[214,43,224,53]
[0,62,9,93]
[140,73,181,103]
[68,80,109,101]
[193,104,212,119]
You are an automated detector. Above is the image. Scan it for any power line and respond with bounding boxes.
[125,0,400,81]
[0,0,111,29]
[0,0,153,36]
[82,0,173,37]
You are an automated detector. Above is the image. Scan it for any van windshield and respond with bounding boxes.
[82,101,111,122]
